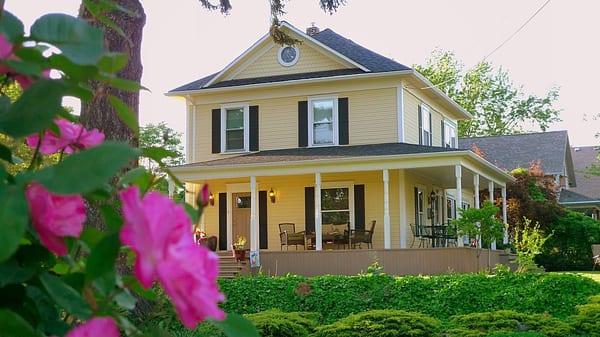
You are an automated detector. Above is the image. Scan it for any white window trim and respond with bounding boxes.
[446,195,457,220]
[277,45,300,67]
[220,103,250,153]
[308,95,339,147]
[415,184,426,227]
[420,104,431,146]
[321,181,354,230]
[443,119,458,149]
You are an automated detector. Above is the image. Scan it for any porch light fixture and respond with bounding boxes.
[269,188,276,203]
[208,193,215,206]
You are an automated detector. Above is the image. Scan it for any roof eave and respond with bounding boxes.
[410,71,473,120]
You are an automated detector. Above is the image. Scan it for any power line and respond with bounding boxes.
[421,0,552,90]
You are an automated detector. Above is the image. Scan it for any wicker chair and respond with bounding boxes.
[349,220,376,249]
[279,223,305,250]
[410,223,429,248]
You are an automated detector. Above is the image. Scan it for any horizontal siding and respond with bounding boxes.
[403,87,458,146]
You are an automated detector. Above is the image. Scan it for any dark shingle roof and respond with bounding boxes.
[169,26,410,93]
[559,189,600,204]
[176,142,460,168]
[312,29,410,72]
[458,131,571,175]
[569,146,600,200]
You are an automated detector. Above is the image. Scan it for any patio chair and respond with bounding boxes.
[279,223,305,250]
[410,223,429,248]
[350,220,376,249]
[332,222,351,249]
[593,244,600,270]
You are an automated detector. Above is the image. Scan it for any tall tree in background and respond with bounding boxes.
[415,49,561,137]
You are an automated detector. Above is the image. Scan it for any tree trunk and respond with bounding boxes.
[78,0,146,231]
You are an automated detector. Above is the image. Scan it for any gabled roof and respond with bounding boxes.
[569,146,600,201]
[559,188,600,205]
[168,22,410,93]
[458,131,576,185]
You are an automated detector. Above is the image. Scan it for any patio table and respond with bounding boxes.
[423,224,448,248]
[304,232,346,250]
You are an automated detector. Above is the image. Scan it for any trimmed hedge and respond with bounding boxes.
[219,272,600,323]
[245,310,319,337]
[570,295,600,337]
[312,310,440,337]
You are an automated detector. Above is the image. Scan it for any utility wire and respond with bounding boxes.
[421,0,552,90]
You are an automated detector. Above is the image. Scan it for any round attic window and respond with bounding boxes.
[278,45,299,66]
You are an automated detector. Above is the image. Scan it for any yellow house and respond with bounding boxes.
[167,22,513,255]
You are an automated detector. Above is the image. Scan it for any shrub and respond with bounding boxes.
[446,310,572,337]
[485,333,545,337]
[570,296,600,337]
[537,210,600,271]
[512,218,548,273]
[218,273,600,323]
[312,310,440,337]
[245,310,319,337]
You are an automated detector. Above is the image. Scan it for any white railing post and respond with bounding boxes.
[383,169,391,249]
[315,172,322,251]
[398,169,407,248]
[455,164,464,247]
[250,176,258,251]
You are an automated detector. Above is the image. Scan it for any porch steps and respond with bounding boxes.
[217,251,243,279]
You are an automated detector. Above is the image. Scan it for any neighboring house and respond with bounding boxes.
[167,22,513,252]
[562,146,600,219]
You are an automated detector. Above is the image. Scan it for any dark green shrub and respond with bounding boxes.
[570,296,600,337]
[218,273,600,323]
[537,210,600,271]
[312,310,440,337]
[245,310,319,337]
[486,333,545,337]
[446,310,572,337]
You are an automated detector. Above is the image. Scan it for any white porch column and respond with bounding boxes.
[383,169,391,249]
[250,176,259,251]
[488,181,496,250]
[315,172,323,251]
[455,164,464,247]
[167,177,175,199]
[474,174,481,249]
[398,169,408,248]
[502,187,508,244]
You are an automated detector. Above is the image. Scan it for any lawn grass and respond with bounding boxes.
[562,271,600,283]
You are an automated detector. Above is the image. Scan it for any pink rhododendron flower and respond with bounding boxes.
[157,244,225,327]
[0,34,12,59]
[26,119,105,155]
[25,183,86,256]
[119,187,193,288]
[0,34,49,88]
[65,317,120,337]
[197,184,210,207]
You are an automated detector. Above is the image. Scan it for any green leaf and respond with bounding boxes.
[0,80,65,138]
[0,185,29,263]
[212,313,259,337]
[39,272,92,319]
[183,203,199,225]
[4,59,44,76]
[33,141,139,194]
[0,11,24,43]
[0,309,41,337]
[86,232,120,281]
[0,143,12,163]
[118,167,153,193]
[49,54,98,81]
[114,289,137,310]
[101,75,147,92]
[98,52,128,73]
[79,227,104,249]
[108,95,139,133]
[99,204,124,231]
[30,14,104,65]
[0,263,34,287]
[142,147,178,162]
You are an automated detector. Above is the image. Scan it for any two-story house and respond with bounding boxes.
[167,22,513,253]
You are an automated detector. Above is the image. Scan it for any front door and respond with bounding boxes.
[232,192,251,249]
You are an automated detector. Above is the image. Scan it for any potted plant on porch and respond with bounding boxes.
[232,235,248,261]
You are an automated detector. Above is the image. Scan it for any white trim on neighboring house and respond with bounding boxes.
[220,103,250,153]
[308,95,339,147]
[397,82,405,142]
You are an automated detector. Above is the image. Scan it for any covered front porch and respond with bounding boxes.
[172,145,514,254]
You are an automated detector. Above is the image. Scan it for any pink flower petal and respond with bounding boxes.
[65,317,120,337]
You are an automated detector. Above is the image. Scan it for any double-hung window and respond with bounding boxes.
[321,185,353,227]
[309,97,338,146]
[420,104,431,146]
[444,120,457,148]
[221,104,249,152]
[446,196,456,220]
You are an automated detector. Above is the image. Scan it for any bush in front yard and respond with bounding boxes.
[569,295,600,337]
[312,310,440,337]
[219,272,600,322]
[245,310,319,337]
[485,333,545,337]
[445,310,573,337]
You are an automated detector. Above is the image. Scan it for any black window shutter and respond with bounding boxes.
[211,108,221,154]
[259,190,268,249]
[298,101,308,147]
[418,105,423,145]
[441,120,445,147]
[354,184,365,230]
[338,97,349,145]
[429,112,433,146]
[249,105,259,151]
[218,193,227,250]
[304,187,315,233]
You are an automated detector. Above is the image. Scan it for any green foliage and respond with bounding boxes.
[537,210,600,271]
[453,201,505,250]
[312,309,440,337]
[217,273,600,323]
[485,333,545,337]
[415,49,560,137]
[512,218,548,273]
[569,296,600,336]
[245,310,319,337]
[446,310,573,337]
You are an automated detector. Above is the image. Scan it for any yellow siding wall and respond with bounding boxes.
[191,87,398,162]
[233,43,348,80]
[403,88,457,147]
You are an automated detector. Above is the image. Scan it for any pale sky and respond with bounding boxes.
[7,0,599,146]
